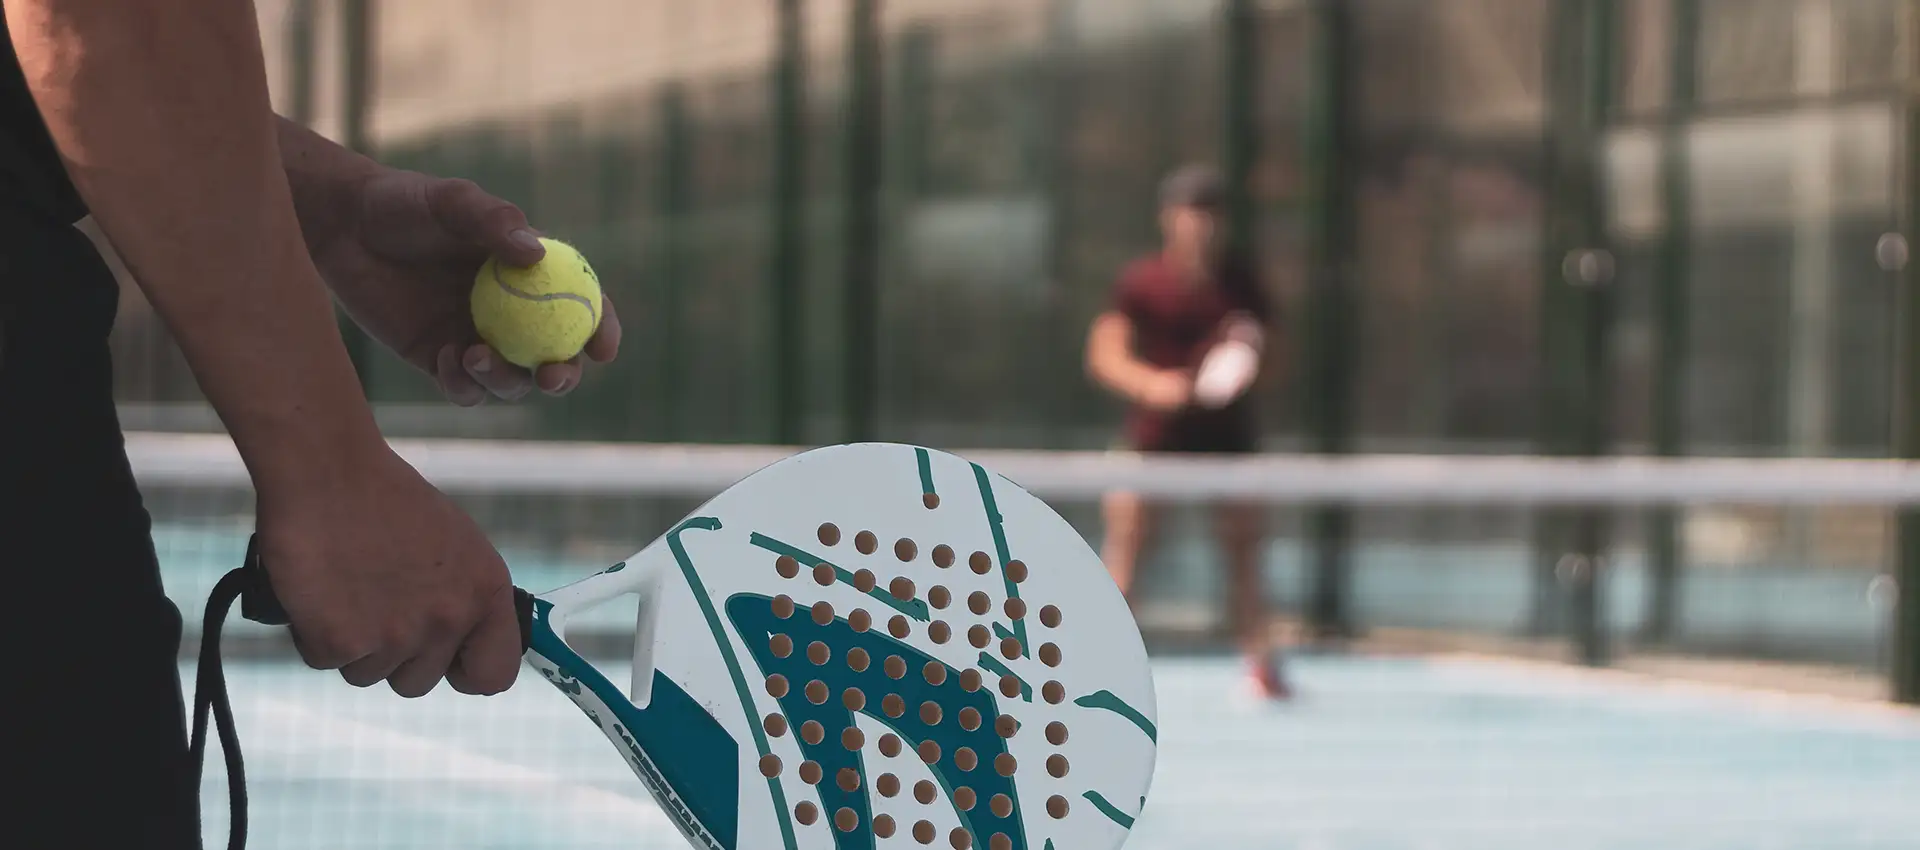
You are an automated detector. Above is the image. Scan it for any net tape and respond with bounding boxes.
[126,432,1920,506]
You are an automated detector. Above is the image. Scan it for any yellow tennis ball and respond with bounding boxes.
[471,237,604,368]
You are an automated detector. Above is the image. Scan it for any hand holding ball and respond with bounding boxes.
[471,237,604,368]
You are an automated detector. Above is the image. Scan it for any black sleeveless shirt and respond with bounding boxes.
[0,7,85,224]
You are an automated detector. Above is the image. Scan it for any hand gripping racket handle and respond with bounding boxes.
[233,533,538,652]
[199,537,652,850]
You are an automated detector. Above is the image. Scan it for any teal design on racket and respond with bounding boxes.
[215,443,1158,850]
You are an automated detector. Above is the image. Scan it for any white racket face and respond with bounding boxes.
[524,443,1158,850]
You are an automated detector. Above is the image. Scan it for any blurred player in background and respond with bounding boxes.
[1084,164,1289,700]
[3,4,616,845]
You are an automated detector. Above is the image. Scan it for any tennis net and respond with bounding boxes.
[127,433,1920,849]
[137,432,1916,667]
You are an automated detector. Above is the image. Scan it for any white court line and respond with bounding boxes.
[1426,653,1920,735]
[240,696,675,831]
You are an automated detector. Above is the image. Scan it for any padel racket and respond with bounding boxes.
[195,442,1159,850]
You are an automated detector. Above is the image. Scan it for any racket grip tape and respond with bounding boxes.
[235,534,536,652]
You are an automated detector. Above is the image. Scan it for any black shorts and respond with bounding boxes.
[1154,430,1258,455]
[1,205,201,848]
[1123,412,1261,456]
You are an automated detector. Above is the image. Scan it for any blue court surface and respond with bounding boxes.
[193,653,1920,850]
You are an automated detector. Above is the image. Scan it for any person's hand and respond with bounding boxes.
[1220,311,1265,351]
[1138,370,1192,412]
[311,169,622,404]
[256,445,522,697]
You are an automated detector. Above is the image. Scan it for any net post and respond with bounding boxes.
[1893,0,1920,706]
[1302,0,1360,640]
[1642,0,1700,648]
[769,0,808,445]
[842,0,883,443]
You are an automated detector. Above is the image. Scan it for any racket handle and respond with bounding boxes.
[235,534,536,653]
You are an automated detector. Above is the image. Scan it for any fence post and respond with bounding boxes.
[1222,0,1260,258]
[1538,0,1618,666]
[656,86,691,442]
[1302,0,1360,640]
[1642,0,1699,646]
[339,0,376,391]
[1893,0,1920,705]
[770,0,808,445]
[842,0,883,443]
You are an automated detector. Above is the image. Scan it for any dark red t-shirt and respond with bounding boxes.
[1109,252,1271,452]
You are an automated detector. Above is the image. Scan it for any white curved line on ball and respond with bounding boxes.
[491,265,599,323]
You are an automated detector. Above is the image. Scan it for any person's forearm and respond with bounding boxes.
[1090,355,1161,399]
[276,116,382,255]
[8,0,383,486]
[1085,315,1163,399]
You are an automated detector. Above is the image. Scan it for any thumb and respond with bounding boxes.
[428,178,546,267]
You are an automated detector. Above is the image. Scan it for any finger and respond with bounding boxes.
[447,589,524,696]
[428,178,545,267]
[387,636,461,699]
[339,651,406,689]
[582,295,622,364]
[533,361,581,396]
[463,344,534,401]
[437,345,488,407]
[288,626,367,672]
